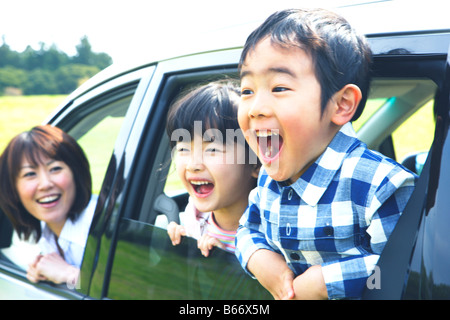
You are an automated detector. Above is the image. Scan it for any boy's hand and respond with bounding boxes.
[247,249,295,300]
[197,234,225,257]
[290,265,328,300]
[167,221,186,245]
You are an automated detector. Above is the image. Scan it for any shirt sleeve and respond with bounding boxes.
[321,169,416,299]
[235,187,278,276]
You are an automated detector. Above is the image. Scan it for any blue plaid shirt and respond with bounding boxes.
[235,123,416,299]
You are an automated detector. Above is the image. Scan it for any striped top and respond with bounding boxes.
[207,212,236,253]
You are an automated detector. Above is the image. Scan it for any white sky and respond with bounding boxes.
[1,0,448,65]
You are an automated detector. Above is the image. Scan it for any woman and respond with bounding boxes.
[0,125,95,287]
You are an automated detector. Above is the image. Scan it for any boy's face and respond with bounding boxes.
[239,38,338,183]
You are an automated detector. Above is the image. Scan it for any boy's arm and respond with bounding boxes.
[248,250,328,300]
[247,249,295,300]
[235,188,275,271]
[236,188,298,300]
[292,265,328,300]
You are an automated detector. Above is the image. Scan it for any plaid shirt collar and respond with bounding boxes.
[272,123,361,206]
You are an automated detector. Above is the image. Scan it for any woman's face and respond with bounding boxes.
[15,154,76,236]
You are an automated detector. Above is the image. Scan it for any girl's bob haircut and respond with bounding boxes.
[0,125,92,241]
[166,79,242,147]
[166,79,258,166]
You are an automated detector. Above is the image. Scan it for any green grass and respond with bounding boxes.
[0,95,67,153]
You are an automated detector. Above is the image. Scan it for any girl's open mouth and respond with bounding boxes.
[190,180,214,198]
[256,130,283,164]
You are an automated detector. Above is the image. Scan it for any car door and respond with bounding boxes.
[75,48,272,300]
[361,33,450,300]
[0,65,155,299]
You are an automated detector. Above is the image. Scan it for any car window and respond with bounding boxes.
[107,135,271,299]
[353,77,437,174]
[0,83,136,275]
[105,69,271,299]
[391,99,435,172]
[67,94,132,194]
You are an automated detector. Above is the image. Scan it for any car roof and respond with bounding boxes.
[336,0,450,35]
[62,0,450,103]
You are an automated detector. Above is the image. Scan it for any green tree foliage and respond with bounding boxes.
[55,64,100,94]
[0,67,27,92]
[0,35,112,95]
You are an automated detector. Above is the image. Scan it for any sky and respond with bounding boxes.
[1,0,448,66]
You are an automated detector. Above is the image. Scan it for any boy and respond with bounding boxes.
[235,8,416,300]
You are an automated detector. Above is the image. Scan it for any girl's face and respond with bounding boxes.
[15,154,76,236]
[175,134,256,216]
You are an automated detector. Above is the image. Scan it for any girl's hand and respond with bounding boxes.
[167,221,186,245]
[197,234,225,257]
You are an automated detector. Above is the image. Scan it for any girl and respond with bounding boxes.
[0,125,95,286]
[166,80,259,257]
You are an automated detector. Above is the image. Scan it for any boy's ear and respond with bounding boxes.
[330,84,362,126]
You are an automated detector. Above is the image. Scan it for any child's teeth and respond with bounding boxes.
[256,131,278,137]
[191,181,209,185]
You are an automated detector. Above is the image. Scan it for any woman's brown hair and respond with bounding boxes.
[0,125,92,241]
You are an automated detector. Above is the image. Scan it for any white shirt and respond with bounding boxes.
[38,196,97,268]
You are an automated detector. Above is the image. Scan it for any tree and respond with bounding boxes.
[55,64,99,94]
[23,69,58,95]
[0,67,27,92]
[0,37,21,68]
[73,36,94,65]
[0,34,112,95]
[72,36,112,68]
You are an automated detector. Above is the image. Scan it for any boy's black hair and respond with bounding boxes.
[239,8,372,121]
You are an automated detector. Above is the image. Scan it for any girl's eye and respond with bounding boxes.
[176,147,190,153]
[273,86,289,93]
[241,89,254,95]
[205,146,224,154]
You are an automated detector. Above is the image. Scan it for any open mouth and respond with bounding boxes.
[256,130,283,163]
[190,180,214,197]
[37,194,61,205]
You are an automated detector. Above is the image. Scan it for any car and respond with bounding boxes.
[0,4,450,300]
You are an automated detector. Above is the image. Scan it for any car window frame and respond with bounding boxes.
[0,66,156,300]
[91,50,259,299]
[362,46,450,299]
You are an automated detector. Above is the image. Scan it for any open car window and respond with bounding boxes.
[354,77,437,174]
[0,79,138,285]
